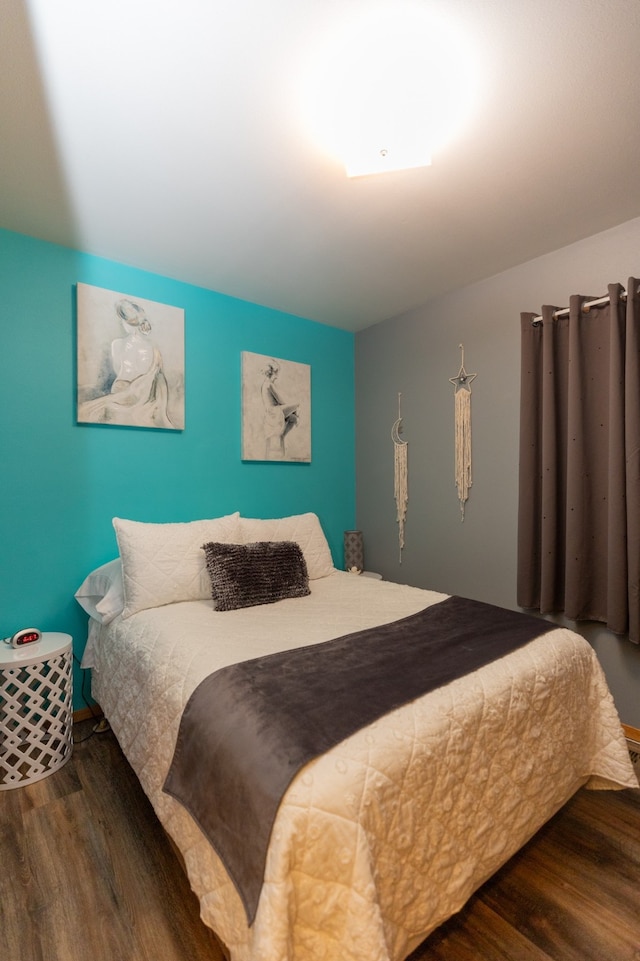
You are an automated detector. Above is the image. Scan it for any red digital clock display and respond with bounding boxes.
[10,628,42,648]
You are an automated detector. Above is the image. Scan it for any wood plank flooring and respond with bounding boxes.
[1,720,638,961]
[0,719,226,961]
[410,785,640,961]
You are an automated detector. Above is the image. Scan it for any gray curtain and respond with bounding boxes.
[517,279,640,643]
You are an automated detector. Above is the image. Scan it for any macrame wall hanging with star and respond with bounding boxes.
[449,344,476,521]
[391,392,408,562]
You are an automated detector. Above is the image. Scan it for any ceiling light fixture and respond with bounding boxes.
[302,3,479,177]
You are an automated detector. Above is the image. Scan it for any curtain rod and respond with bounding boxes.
[530,286,636,327]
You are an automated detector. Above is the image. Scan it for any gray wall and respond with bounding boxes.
[355,216,640,727]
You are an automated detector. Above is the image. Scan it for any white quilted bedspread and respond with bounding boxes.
[88,573,637,961]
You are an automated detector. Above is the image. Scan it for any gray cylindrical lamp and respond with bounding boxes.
[344,530,364,574]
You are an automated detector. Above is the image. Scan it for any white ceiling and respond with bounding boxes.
[2,0,640,332]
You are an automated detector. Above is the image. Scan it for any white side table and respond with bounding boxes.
[0,632,73,790]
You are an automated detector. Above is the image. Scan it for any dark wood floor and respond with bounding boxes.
[409,779,640,961]
[1,720,638,961]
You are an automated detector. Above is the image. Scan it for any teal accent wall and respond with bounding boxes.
[0,229,355,709]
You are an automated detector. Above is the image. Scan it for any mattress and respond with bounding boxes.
[87,571,637,961]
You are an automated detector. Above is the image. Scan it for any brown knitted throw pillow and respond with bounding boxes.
[202,540,311,611]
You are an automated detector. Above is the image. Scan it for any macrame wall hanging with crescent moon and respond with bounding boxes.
[448,344,476,521]
[391,392,408,562]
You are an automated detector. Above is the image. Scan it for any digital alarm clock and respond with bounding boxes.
[8,628,42,648]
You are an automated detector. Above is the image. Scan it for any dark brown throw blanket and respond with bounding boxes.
[163,595,555,924]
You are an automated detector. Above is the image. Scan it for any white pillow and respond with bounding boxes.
[113,512,241,618]
[75,558,125,625]
[238,512,335,579]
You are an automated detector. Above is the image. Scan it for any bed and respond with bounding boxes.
[76,511,637,961]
